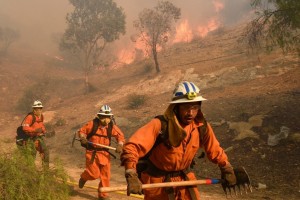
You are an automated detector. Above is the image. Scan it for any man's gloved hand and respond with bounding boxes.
[220,163,237,195]
[80,137,88,145]
[32,128,43,137]
[125,169,143,196]
[37,132,45,137]
[34,128,43,133]
[220,163,237,186]
[115,143,123,154]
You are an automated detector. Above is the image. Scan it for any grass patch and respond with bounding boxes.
[0,148,70,199]
[127,94,146,109]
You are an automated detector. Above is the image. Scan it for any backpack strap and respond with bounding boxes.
[86,118,113,145]
[196,118,208,160]
[198,118,208,147]
[86,118,100,140]
[154,115,171,148]
[106,121,113,145]
[21,112,36,126]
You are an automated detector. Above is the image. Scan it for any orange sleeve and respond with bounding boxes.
[201,123,229,167]
[22,115,45,137]
[120,118,161,170]
[79,121,93,136]
[22,115,35,134]
[112,125,125,143]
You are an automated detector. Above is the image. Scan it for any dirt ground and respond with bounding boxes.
[0,26,299,199]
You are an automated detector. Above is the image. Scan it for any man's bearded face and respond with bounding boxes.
[177,102,201,125]
[99,115,111,126]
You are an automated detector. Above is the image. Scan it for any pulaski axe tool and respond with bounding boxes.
[100,167,252,197]
[71,131,116,150]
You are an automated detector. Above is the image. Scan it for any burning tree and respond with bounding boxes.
[134,1,181,73]
[245,0,300,55]
[60,0,126,93]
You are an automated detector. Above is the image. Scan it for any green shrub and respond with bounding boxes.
[55,118,66,126]
[143,63,153,74]
[0,148,70,199]
[127,94,146,109]
[44,123,56,138]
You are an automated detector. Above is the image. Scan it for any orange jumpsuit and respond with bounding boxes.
[79,121,125,199]
[121,118,229,200]
[22,114,48,163]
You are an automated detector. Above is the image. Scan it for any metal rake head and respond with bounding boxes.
[222,166,253,198]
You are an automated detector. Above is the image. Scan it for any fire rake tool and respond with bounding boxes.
[100,167,252,197]
[71,131,116,150]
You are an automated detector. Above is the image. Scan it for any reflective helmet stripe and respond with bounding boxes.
[183,81,190,93]
[190,82,197,92]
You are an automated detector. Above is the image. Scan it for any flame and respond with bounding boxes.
[173,19,193,43]
[197,18,220,38]
[111,0,224,67]
[117,49,135,64]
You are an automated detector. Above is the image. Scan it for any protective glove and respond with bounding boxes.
[34,127,43,133]
[31,128,43,137]
[220,163,237,196]
[80,137,88,146]
[115,143,123,154]
[125,169,143,196]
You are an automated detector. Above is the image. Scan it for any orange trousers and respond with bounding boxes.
[141,171,200,200]
[80,152,111,198]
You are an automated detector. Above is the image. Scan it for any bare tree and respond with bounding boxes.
[0,27,20,55]
[134,1,181,73]
[60,0,126,93]
[245,0,300,55]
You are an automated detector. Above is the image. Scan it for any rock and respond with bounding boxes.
[257,183,267,189]
[267,126,290,146]
[290,132,300,143]
[224,146,233,152]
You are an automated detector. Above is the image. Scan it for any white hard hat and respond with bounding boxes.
[170,81,207,104]
[32,100,43,108]
[97,105,113,116]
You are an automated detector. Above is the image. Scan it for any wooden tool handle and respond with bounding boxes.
[100,179,221,193]
[91,142,116,150]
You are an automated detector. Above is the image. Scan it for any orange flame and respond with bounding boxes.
[197,18,220,38]
[173,19,193,43]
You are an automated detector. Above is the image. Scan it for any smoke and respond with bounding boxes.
[0,0,253,54]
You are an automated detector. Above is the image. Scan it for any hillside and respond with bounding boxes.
[0,25,299,200]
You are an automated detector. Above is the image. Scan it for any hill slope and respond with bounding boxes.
[0,25,299,199]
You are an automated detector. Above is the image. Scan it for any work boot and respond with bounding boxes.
[78,177,86,188]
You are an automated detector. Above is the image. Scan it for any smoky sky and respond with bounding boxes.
[0,0,253,53]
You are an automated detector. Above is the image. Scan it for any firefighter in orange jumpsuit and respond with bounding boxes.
[78,105,125,200]
[121,81,237,200]
[19,100,49,167]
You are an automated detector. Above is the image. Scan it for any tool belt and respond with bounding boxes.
[145,160,197,200]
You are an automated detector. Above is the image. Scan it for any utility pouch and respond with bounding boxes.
[16,126,30,146]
